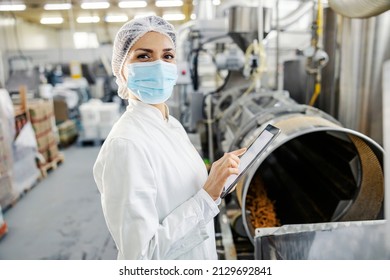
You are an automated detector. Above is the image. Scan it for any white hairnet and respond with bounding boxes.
[112,15,177,99]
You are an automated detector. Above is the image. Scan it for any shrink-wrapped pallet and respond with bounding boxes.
[12,122,40,194]
[0,133,15,208]
[79,99,101,140]
[79,99,120,141]
[0,90,16,208]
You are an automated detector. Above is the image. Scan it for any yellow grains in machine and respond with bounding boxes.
[246,176,280,228]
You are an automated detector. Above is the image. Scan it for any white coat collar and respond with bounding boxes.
[127,99,169,122]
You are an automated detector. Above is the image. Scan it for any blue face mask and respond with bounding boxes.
[127,60,178,104]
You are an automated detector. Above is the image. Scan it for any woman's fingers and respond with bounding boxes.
[222,147,247,169]
[226,158,238,169]
[203,147,247,201]
[230,147,247,157]
[227,167,239,175]
[223,147,246,165]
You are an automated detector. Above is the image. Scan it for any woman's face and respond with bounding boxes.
[122,31,176,80]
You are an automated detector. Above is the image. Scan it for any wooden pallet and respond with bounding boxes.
[39,152,65,179]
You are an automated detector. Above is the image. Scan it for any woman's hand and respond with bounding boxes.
[203,148,247,201]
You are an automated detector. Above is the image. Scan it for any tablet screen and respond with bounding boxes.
[220,124,280,198]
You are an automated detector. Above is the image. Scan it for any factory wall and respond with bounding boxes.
[0,15,119,87]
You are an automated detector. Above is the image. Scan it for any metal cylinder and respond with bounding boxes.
[328,0,390,19]
[216,90,384,244]
[227,5,272,52]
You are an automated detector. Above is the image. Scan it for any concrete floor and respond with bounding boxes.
[0,144,117,260]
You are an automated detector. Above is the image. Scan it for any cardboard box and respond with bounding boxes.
[58,120,78,145]
[28,99,59,164]
[53,99,69,124]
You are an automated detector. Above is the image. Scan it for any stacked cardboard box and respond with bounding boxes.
[53,99,69,124]
[28,99,59,165]
[57,119,78,147]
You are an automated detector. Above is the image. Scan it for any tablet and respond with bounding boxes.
[220,124,281,198]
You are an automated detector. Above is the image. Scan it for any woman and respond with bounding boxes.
[93,16,245,260]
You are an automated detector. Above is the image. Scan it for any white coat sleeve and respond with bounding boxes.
[93,137,219,260]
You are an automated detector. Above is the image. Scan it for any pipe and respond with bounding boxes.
[328,0,390,18]
[275,0,280,90]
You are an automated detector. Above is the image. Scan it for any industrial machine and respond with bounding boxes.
[175,0,390,259]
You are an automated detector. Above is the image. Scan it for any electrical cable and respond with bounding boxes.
[241,40,267,98]
[308,0,323,106]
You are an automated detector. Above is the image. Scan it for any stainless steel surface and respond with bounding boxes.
[176,0,388,253]
[383,60,390,251]
[282,8,390,152]
[227,6,272,52]
[318,7,338,116]
[254,220,389,259]
[218,200,237,260]
[215,90,384,244]
[283,58,311,104]
[337,11,390,146]
[194,0,216,20]
[328,0,390,18]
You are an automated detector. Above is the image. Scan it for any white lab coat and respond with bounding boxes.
[93,99,220,260]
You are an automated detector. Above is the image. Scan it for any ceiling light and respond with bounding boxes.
[118,1,147,8]
[105,15,129,23]
[40,17,64,25]
[212,0,221,5]
[81,2,110,10]
[162,13,186,21]
[155,1,183,8]
[0,4,26,11]
[77,16,101,23]
[44,3,72,10]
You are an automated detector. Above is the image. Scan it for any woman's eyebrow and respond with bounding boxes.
[134,48,153,53]
[133,48,174,53]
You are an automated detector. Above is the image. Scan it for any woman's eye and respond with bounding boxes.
[164,54,175,60]
[137,54,149,59]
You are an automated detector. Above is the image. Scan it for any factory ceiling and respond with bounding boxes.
[0,0,196,28]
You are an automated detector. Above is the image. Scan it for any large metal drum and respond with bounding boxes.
[216,90,384,244]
